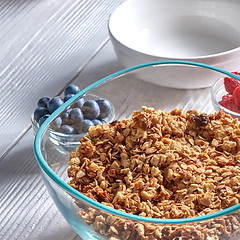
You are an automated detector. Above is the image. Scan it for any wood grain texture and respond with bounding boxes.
[0,132,80,240]
[0,0,125,158]
[0,41,122,240]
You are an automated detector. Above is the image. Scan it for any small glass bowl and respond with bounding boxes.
[31,93,115,153]
[211,75,240,120]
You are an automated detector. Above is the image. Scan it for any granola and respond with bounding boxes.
[67,107,240,239]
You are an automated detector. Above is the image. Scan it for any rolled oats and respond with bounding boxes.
[67,107,240,239]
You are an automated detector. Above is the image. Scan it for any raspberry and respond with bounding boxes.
[233,86,240,106]
[219,94,240,113]
[232,71,240,76]
[224,76,240,94]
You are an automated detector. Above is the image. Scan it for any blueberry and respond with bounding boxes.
[48,97,64,113]
[34,107,50,122]
[60,108,72,123]
[69,108,84,124]
[38,114,50,126]
[92,119,103,126]
[63,94,75,102]
[96,98,112,119]
[51,117,62,130]
[72,98,84,108]
[82,100,100,120]
[64,84,80,96]
[76,119,94,133]
[38,97,50,108]
[58,125,75,134]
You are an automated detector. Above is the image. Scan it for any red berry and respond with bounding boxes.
[219,94,240,113]
[224,76,240,94]
[233,86,240,106]
[219,94,234,108]
[232,71,240,76]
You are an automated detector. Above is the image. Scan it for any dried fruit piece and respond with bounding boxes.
[191,115,209,127]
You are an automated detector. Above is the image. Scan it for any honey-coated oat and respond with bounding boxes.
[67,107,240,239]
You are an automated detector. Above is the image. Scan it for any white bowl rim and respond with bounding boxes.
[108,0,240,60]
[34,60,240,224]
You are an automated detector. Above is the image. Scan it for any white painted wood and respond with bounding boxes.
[0,131,80,240]
[0,1,125,238]
[0,0,125,157]
[0,41,122,240]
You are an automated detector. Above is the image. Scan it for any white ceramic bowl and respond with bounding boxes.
[109,0,240,89]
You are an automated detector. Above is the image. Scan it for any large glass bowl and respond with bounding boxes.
[34,61,240,240]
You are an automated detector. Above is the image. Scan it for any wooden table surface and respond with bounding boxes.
[0,1,124,239]
[0,0,217,239]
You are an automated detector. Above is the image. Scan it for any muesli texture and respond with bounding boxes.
[67,107,240,239]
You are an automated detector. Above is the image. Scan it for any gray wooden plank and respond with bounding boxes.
[0,41,122,240]
[0,0,125,157]
[0,131,80,240]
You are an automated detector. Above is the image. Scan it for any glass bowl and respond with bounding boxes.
[31,93,115,153]
[109,0,240,89]
[34,61,240,240]
[211,74,240,120]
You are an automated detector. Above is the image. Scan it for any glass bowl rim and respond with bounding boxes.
[211,77,240,117]
[34,60,240,224]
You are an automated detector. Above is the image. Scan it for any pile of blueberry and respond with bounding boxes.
[33,84,113,134]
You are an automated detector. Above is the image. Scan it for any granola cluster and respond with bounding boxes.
[67,107,240,239]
